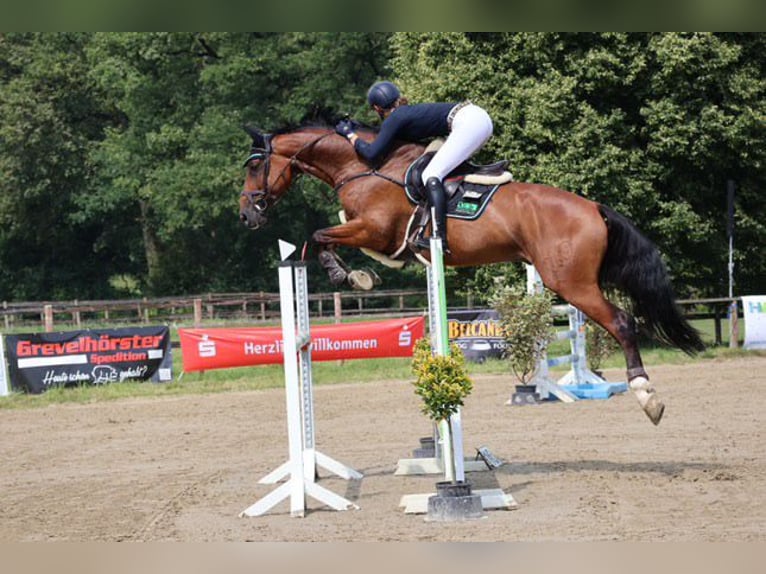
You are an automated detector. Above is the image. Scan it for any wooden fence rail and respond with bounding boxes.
[0,291,743,347]
[0,289,431,331]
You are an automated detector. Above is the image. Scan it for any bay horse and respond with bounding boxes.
[239,124,704,425]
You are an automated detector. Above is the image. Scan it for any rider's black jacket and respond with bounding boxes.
[353,102,456,164]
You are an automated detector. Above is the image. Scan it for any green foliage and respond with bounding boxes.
[392,33,766,297]
[584,290,628,370]
[411,337,473,423]
[585,321,621,372]
[491,283,556,384]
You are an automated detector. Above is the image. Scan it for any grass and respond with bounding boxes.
[1,317,762,410]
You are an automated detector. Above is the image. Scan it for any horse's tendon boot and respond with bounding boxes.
[318,251,348,286]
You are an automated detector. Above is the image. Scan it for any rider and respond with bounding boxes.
[335,81,494,253]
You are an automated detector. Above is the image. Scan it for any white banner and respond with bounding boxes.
[0,337,8,397]
[742,296,766,350]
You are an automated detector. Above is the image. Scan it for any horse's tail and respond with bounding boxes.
[597,204,705,355]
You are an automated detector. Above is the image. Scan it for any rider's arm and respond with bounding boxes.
[351,112,403,164]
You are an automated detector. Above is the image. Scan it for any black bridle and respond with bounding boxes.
[240,132,335,216]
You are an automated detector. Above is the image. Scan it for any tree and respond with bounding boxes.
[392,32,766,296]
[0,33,118,300]
[83,32,396,296]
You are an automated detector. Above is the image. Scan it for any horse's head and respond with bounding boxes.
[239,126,298,230]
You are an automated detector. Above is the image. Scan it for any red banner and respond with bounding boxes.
[179,316,424,372]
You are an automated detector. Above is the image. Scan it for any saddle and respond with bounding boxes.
[404,141,513,221]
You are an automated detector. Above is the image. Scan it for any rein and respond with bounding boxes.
[333,170,404,194]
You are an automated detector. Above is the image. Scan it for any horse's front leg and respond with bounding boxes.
[317,247,350,286]
[313,220,380,290]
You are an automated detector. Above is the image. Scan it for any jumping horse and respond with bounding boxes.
[239,124,705,425]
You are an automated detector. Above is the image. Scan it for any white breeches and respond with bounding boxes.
[422,104,493,185]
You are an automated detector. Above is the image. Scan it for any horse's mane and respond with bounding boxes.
[268,119,380,136]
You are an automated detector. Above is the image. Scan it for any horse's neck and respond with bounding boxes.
[276,130,363,186]
[277,130,424,187]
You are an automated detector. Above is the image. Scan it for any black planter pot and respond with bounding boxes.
[427,480,484,522]
[435,480,472,497]
[412,436,436,458]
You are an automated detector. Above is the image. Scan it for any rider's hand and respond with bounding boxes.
[335,119,356,140]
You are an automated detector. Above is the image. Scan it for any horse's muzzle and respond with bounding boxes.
[239,207,267,230]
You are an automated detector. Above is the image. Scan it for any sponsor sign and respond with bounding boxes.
[742,295,766,350]
[447,309,507,362]
[179,316,425,372]
[5,326,173,394]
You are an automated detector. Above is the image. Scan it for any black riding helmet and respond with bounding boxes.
[367,81,401,110]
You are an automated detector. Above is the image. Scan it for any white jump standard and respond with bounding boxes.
[512,264,627,405]
[240,240,361,518]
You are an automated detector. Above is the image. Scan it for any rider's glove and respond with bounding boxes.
[335,119,356,140]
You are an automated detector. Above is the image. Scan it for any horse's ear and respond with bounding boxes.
[243,124,266,149]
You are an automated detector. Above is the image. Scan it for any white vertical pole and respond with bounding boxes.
[277,261,306,517]
[0,337,8,397]
[526,264,542,295]
[295,263,317,484]
[429,237,464,483]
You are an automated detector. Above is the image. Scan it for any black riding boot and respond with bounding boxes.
[415,177,450,253]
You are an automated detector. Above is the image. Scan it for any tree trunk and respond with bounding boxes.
[139,198,162,293]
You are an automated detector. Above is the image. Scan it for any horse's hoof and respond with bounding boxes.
[347,270,375,291]
[629,376,664,426]
[643,393,665,426]
[363,268,382,286]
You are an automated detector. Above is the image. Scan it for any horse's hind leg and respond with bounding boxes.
[553,283,665,425]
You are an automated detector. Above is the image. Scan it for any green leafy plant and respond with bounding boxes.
[491,284,556,384]
[585,320,621,372]
[411,337,473,423]
[411,337,473,482]
[584,290,624,371]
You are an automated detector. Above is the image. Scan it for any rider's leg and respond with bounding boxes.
[418,104,493,250]
[416,177,450,252]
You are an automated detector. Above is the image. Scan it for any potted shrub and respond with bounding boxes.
[491,283,556,390]
[411,337,483,520]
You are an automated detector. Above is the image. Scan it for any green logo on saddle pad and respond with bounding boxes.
[457,201,479,214]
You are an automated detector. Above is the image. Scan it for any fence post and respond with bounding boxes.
[44,304,54,332]
[193,298,203,328]
[73,300,82,329]
[259,291,266,321]
[333,292,342,324]
[3,301,9,330]
[714,305,722,346]
[729,299,739,348]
